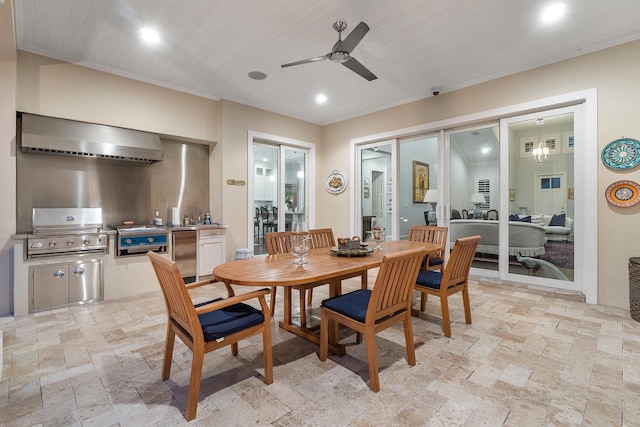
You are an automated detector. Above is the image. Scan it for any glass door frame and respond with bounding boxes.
[352,139,397,240]
[444,122,500,279]
[351,89,597,303]
[500,105,583,293]
[247,131,316,251]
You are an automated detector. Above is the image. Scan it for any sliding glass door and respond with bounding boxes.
[447,125,500,275]
[504,109,575,284]
[357,141,394,241]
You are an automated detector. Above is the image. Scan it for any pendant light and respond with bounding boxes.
[531,140,550,163]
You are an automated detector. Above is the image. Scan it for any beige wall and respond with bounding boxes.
[322,39,640,309]
[216,100,321,254]
[0,60,17,315]
[16,51,217,141]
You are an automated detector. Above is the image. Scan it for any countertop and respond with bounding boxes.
[12,223,229,240]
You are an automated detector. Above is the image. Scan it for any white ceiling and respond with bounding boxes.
[13,0,640,125]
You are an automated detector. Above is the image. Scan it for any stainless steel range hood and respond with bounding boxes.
[21,113,163,163]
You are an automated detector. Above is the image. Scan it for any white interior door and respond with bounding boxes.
[535,173,567,214]
[371,170,385,219]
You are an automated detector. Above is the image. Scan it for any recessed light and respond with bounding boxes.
[541,3,566,24]
[139,27,161,45]
[316,94,327,104]
[248,71,267,80]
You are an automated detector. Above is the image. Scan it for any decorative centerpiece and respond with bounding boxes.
[337,236,362,250]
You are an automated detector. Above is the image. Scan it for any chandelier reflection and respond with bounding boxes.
[531,141,550,163]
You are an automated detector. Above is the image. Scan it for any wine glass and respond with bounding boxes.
[291,221,310,264]
[371,217,385,250]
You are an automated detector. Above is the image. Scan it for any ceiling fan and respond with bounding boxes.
[281,21,377,81]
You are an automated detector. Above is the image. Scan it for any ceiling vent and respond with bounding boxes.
[20,113,163,163]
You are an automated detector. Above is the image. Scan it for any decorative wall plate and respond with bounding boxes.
[325,169,347,194]
[601,138,640,170]
[605,180,640,207]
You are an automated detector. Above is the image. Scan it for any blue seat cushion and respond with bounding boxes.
[517,215,531,223]
[509,214,520,221]
[415,269,443,290]
[321,289,372,323]
[196,299,264,341]
[428,257,444,267]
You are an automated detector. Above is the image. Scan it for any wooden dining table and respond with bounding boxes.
[213,240,440,354]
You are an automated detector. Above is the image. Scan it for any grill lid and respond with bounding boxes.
[32,208,103,234]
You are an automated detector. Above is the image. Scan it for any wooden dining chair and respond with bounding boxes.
[413,235,480,337]
[486,209,499,220]
[461,209,470,219]
[265,231,292,316]
[260,206,276,237]
[266,229,368,328]
[408,225,448,272]
[318,247,427,392]
[306,228,368,305]
[147,251,273,421]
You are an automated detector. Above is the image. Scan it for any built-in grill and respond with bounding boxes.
[116,225,169,257]
[27,207,107,313]
[27,208,108,259]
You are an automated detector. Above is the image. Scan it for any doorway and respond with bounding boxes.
[248,131,316,255]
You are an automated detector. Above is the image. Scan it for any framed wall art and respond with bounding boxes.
[412,161,429,203]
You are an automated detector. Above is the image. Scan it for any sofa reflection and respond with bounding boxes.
[449,219,546,257]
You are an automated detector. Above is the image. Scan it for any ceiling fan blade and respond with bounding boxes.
[281,54,329,68]
[338,22,369,54]
[342,57,377,81]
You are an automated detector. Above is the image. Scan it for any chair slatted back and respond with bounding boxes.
[260,206,270,222]
[408,225,448,263]
[308,228,336,249]
[366,247,426,324]
[442,236,480,287]
[265,231,292,255]
[148,252,200,339]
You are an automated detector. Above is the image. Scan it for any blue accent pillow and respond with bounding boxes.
[549,213,566,226]
[509,214,520,221]
[517,215,531,223]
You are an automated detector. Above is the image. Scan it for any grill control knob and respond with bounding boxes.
[83,239,91,245]
[147,237,154,243]
[67,240,74,246]
[125,239,132,245]
[48,241,57,248]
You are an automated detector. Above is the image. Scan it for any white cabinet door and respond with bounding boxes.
[198,238,224,277]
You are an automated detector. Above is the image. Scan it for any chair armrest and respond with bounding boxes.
[195,288,271,315]
[185,278,218,289]
[187,278,236,297]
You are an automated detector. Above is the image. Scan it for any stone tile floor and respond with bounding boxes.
[1,274,639,426]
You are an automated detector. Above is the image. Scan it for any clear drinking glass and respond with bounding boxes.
[371,217,385,250]
[291,221,310,264]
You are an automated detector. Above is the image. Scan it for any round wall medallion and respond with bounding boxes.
[601,138,640,170]
[605,180,640,207]
[325,170,347,194]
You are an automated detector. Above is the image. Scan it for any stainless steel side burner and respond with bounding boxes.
[116,225,169,257]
